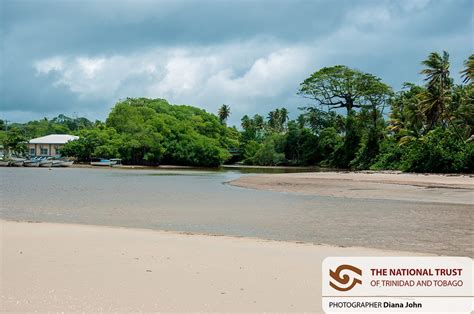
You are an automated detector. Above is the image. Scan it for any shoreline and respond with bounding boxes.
[1,217,438,252]
[77,162,474,174]
[229,171,474,205]
[0,219,428,312]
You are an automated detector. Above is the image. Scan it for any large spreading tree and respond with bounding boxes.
[298,65,391,167]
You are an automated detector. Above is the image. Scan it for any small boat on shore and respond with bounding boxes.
[0,159,10,167]
[91,158,121,166]
[58,160,74,167]
[39,158,53,167]
[24,159,41,167]
[10,158,25,167]
[51,158,74,167]
[110,158,122,167]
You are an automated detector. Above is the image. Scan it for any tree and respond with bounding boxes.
[352,79,392,169]
[279,107,289,130]
[419,51,453,129]
[388,83,426,143]
[241,115,251,130]
[460,54,474,86]
[266,108,288,132]
[2,127,27,156]
[298,65,390,167]
[218,104,231,124]
[267,110,277,130]
[298,65,378,115]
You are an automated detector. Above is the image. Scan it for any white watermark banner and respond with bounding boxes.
[322,257,473,313]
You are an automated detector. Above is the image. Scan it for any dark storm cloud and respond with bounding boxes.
[1,0,472,124]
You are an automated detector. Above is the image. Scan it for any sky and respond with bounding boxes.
[1,0,473,126]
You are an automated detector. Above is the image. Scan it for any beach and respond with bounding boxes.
[1,169,472,311]
[229,171,474,205]
[0,219,423,312]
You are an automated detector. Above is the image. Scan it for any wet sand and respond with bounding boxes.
[0,220,425,312]
[229,171,474,205]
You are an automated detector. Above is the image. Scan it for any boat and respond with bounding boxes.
[91,158,119,166]
[110,158,122,167]
[0,159,10,167]
[24,159,41,167]
[39,158,53,167]
[58,160,74,167]
[51,158,74,167]
[10,158,25,167]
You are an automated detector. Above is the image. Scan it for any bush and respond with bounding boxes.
[372,128,473,173]
[244,135,286,166]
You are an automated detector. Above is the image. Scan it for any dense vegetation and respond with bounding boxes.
[1,51,473,172]
[0,99,239,166]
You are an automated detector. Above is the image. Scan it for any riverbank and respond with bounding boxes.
[229,171,474,205]
[0,220,424,312]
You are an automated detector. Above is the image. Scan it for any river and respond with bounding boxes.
[1,167,472,256]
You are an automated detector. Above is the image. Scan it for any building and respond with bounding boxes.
[28,134,79,157]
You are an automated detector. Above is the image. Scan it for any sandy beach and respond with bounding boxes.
[0,219,424,312]
[229,171,474,204]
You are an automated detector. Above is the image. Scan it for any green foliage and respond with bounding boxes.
[267,108,288,132]
[399,128,472,173]
[240,114,266,144]
[369,137,404,170]
[62,98,232,166]
[243,134,286,166]
[284,121,319,165]
[7,115,95,139]
[461,54,474,85]
[419,51,453,129]
[1,127,27,156]
[242,141,261,163]
[61,127,121,161]
[373,128,473,173]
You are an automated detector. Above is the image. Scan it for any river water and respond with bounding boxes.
[1,167,472,256]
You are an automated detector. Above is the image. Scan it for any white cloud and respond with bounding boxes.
[76,57,105,78]
[33,42,313,121]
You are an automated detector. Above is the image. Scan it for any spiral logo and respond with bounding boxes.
[329,264,362,291]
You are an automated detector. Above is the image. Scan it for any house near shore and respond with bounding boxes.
[28,134,79,157]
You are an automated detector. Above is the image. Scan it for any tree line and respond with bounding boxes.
[1,51,472,172]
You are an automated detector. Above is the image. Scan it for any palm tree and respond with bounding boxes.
[253,114,264,130]
[460,54,474,86]
[279,107,289,129]
[273,109,281,131]
[218,104,231,124]
[419,51,452,129]
[241,115,251,130]
[267,111,276,129]
[253,114,265,140]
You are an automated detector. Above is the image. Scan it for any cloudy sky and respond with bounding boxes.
[1,0,472,126]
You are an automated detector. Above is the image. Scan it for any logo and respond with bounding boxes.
[329,264,362,291]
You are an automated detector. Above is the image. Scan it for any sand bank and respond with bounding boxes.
[0,220,422,312]
[229,172,474,204]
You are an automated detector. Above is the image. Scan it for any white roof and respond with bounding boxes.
[29,134,79,144]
